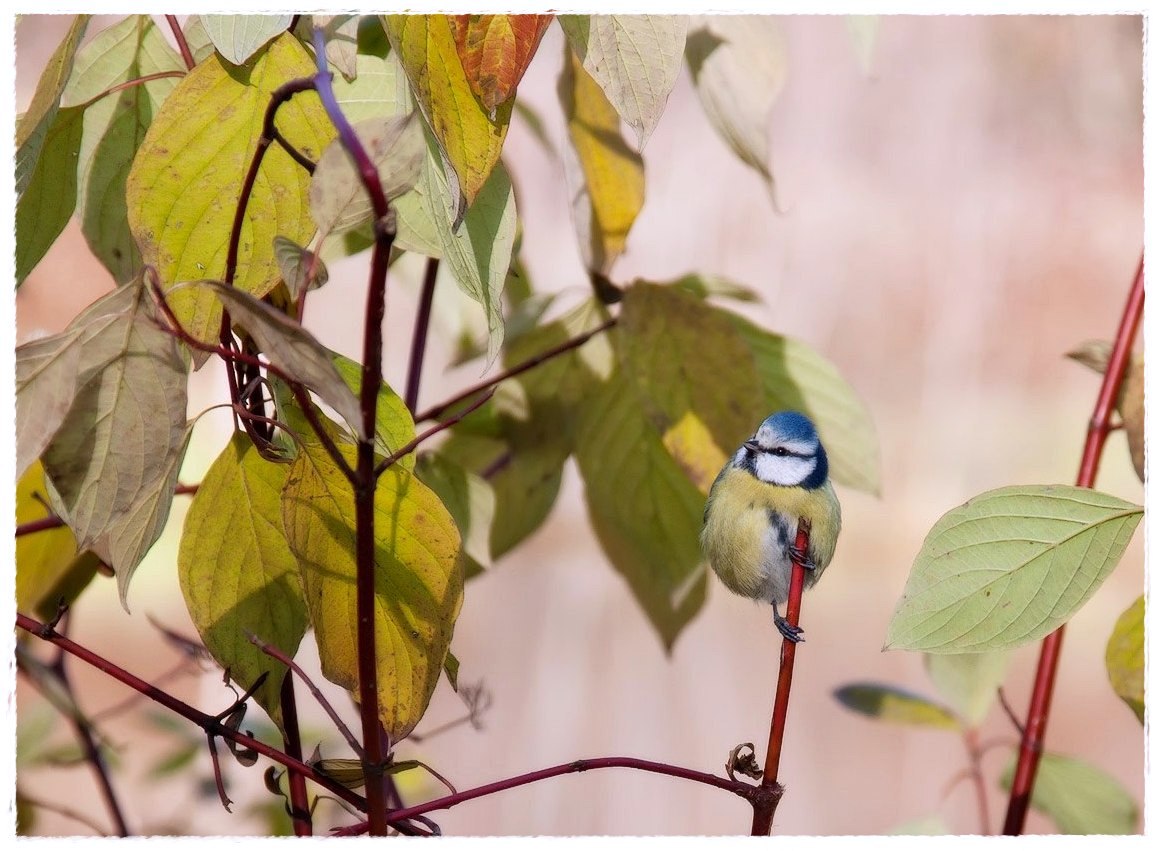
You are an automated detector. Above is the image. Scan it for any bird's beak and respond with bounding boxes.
[743,439,762,453]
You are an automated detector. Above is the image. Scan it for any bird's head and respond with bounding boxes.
[736,411,829,489]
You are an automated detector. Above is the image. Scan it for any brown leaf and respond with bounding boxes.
[450,14,554,112]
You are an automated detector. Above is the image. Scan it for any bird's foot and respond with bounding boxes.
[774,613,805,643]
[787,544,816,571]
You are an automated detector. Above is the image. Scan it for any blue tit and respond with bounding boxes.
[700,411,841,643]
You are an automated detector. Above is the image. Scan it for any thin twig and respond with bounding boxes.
[15,612,367,813]
[374,389,496,478]
[272,127,316,173]
[164,15,195,70]
[249,633,363,759]
[147,273,355,482]
[16,482,199,538]
[415,317,617,423]
[1002,253,1144,835]
[279,674,313,836]
[405,257,440,413]
[76,71,187,110]
[371,756,752,830]
[18,640,130,835]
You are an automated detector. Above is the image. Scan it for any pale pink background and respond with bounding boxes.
[15,14,1144,836]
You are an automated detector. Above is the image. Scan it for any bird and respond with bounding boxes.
[700,411,842,643]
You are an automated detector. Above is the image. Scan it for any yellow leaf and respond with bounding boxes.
[16,462,86,618]
[1105,595,1144,723]
[179,434,307,730]
[383,14,512,218]
[282,441,463,741]
[127,33,334,349]
[560,44,644,274]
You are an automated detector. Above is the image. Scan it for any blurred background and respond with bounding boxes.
[14,14,1144,836]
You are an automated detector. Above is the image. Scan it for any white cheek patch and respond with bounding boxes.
[754,453,815,486]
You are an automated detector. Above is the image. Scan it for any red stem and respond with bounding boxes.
[279,674,313,836]
[415,317,618,423]
[310,26,394,836]
[367,756,748,829]
[164,15,195,71]
[17,482,199,538]
[1001,252,1145,835]
[751,518,811,836]
[404,257,440,413]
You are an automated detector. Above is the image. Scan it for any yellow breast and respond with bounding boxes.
[700,466,841,602]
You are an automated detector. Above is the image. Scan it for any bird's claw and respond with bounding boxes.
[788,544,816,571]
[774,614,805,643]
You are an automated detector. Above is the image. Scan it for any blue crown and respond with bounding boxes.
[760,411,819,443]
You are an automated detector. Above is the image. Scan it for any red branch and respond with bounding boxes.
[15,612,367,814]
[750,518,811,835]
[1001,252,1145,834]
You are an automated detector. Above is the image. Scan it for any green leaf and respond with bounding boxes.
[15,14,90,197]
[833,683,960,730]
[191,279,365,440]
[65,16,185,283]
[619,282,764,494]
[281,441,463,741]
[415,452,495,577]
[575,363,708,650]
[328,50,412,126]
[181,16,217,65]
[383,13,513,217]
[685,15,785,190]
[16,461,82,617]
[559,15,688,148]
[1105,595,1143,723]
[126,32,335,349]
[559,41,645,275]
[731,312,880,495]
[200,15,294,65]
[669,272,760,303]
[923,650,1010,728]
[309,112,426,236]
[398,135,518,363]
[331,352,416,469]
[15,106,83,286]
[179,433,307,730]
[886,486,1143,654]
[441,301,605,558]
[1000,751,1138,834]
[273,235,328,299]
[32,280,191,605]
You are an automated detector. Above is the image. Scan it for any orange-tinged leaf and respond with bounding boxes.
[560,45,644,274]
[450,14,553,112]
[126,33,334,350]
[383,14,512,220]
